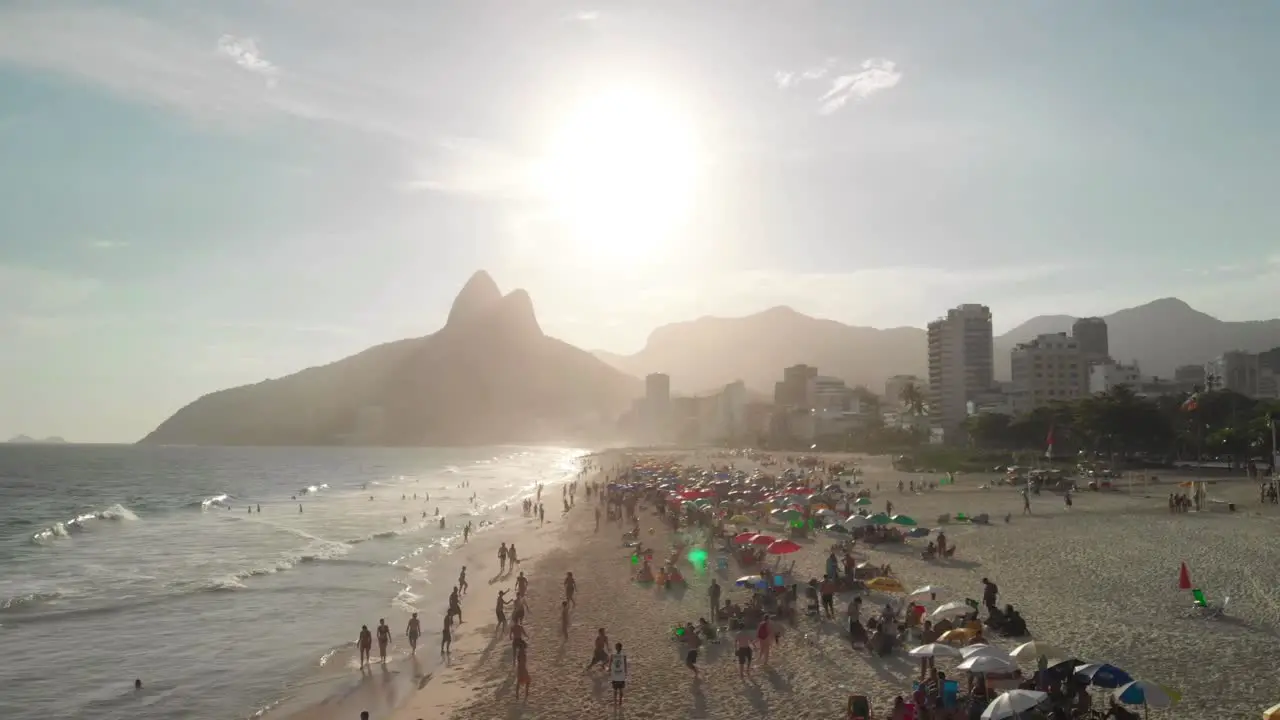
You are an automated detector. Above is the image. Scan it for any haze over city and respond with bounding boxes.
[2,0,1279,442]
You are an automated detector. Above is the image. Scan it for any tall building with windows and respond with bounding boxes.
[1205,352,1261,396]
[927,304,994,442]
[1071,317,1110,364]
[773,364,817,408]
[1007,333,1088,413]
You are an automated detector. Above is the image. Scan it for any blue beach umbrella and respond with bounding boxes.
[1074,663,1133,689]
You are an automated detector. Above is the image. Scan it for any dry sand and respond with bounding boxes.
[387,452,1280,720]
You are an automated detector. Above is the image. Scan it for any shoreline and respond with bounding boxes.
[280,449,622,720]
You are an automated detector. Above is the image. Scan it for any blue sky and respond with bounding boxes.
[1,0,1278,442]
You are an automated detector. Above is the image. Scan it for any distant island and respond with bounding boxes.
[138,271,640,447]
[7,435,68,444]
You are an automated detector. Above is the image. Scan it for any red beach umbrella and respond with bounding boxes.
[766,539,802,555]
[733,532,759,544]
[750,534,777,546]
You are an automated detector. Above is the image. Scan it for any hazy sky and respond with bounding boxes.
[2,1,1278,442]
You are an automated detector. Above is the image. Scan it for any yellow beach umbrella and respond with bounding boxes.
[866,577,904,593]
[728,514,753,524]
[937,628,977,646]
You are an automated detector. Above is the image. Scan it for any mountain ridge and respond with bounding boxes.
[593,298,1280,394]
[140,271,639,446]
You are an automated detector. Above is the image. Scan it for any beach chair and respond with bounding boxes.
[846,694,871,720]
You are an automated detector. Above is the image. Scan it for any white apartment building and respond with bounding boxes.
[1089,362,1143,395]
[1009,333,1088,414]
[927,304,995,442]
[809,375,852,412]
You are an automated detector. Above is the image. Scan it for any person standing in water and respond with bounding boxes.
[406,613,421,654]
[498,543,509,574]
[376,619,392,663]
[357,625,373,668]
[441,613,453,658]
[458,567,468,595]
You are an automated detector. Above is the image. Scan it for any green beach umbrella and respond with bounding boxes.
[869,513,892,525]
[855,497,872,506]
[891,514,917,526]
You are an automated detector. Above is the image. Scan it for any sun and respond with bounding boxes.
[537,88,700,260]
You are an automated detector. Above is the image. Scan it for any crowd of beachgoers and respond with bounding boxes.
[373,449,1280,720]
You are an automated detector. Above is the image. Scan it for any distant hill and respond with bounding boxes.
[140,271,641,446]
[594,298,1280,392]
[6,435,68,444]
[593,305,927,395]
[993,298,1280,379]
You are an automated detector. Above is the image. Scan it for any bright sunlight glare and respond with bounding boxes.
[537,88,700,261]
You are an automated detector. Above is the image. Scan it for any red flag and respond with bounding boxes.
[1044,426,1055,459]
[1178,562,1192,590]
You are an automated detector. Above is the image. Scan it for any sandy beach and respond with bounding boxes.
[380,451,1280,720]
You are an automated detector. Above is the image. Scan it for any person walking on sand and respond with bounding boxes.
[510,621,528,666]
[564,571,577,607]
[498,543,509,574]
[734,622,755,678]
[756,615,773,665]
[440,613,452,658]
[376,619,392,663]
[357,625,373,668]
[683,622,701,676]
[406,613,421,654]
[1022,488,1031,515]
[495,589,511,630]
[708,578,721,620]
[515,644,531,700]
[458,566,468,596]
[509,543,519,567]
[516,571,529,598]
[586,628,610,670]
[609,642,628,709]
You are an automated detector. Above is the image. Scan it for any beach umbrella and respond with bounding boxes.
[909,584,944,598]
[980,690,1048,720]
[1011,641,1065,661]
[734,575,768,589]
[732,532,758,544]
[937,628,977,645]
[868,513,892,525]
[1074,663,1133,689]
[750,534,777,546]
[960,645,1015,663]
[728,515,753,524]
[770,508,802,521]
[843,515,870,528]
[766,539,802,555]
[907,643,962,659]
[824,523,850,534]
[957,654,1017,674]
[1115,680,1180,713]
[930,601,972,619]
[814,508,837,519]
[890,514,917,526]
[855,497,872,505]
[865,577,904,593]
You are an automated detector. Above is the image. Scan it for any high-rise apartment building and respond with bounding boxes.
[1010,333,1089,413]
[927,304,994,442]
[643,373,671,439]
[774,364,817,408]
[1071,317,1110,364]
[1205,352,1260,396]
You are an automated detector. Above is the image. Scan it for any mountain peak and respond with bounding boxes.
[497,289,542,337]
[446,270,503,328]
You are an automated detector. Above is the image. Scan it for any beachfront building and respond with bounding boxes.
[1089,361,1143,395]
[1008,333,1087,415]
[1205,351,1260,396]
[643,373,671,440]
[809,375,854,412]
[884,374,923,408]
[773,364,817,409]
[1071,317,1110,365]
[927,304,995,443]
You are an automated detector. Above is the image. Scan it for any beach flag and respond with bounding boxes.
[1181,392,1200,412]
[1178,562,1192,590]
[1044,426,1055,459]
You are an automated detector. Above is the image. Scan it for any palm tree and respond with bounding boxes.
[899,382,927,417]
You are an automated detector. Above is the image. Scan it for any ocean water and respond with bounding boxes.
[0,444,586,720]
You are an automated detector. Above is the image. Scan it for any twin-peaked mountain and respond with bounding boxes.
[139,271,640,446]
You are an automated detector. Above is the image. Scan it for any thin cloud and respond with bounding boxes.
[216,34,278,86]
[89,239,130,250]
[775,57,902,114]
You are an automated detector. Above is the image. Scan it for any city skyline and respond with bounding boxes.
[3,1,1280,441]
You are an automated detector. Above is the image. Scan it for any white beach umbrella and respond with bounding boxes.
[909,584,944,598]
[930,600,972,619]
[814,508,837,518]
[843,515,870,528]
[957,654,1017,674]
[1114,680,1181,710]
[1011,640,1066,661]
[959,645,1016,663]
[907,643,962,659]
[980,690,1049,720]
